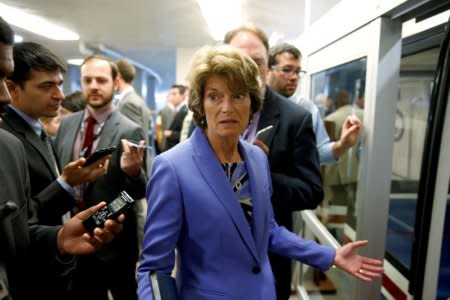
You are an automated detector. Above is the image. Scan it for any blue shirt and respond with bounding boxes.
[289,96,337,164]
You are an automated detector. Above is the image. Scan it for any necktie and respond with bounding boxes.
[81,115,97,158]
[40,129,60,176]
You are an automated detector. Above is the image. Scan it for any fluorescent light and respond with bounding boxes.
[14,34,23,43]
[67,58,84,66]
[197,0,242,41]
[0,3,79,40]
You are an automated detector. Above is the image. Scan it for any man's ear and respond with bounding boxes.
[113,75,121,91]
[5,79,19,99]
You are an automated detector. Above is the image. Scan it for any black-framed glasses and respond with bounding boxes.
[271,66,306,76]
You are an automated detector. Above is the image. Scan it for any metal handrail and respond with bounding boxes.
[300,210,341,249]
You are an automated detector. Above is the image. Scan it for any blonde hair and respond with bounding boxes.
[187,44,263,129]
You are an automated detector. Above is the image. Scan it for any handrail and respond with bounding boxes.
[300,210,341,249]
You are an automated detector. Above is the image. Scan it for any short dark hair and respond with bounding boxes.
[224,23,269,52]
[116,59,135,83]
[0,17,14,45]
[81,55,118,81]
[268,43,302,67]
[171,84,187,95]
[62,91,85,112]
[8,42,66,87]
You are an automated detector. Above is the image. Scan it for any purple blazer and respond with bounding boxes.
[138,129,335,300]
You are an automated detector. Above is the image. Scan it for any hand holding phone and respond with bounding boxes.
[84,146,116,166]
[83,191,134,233]
[255,125,273,143]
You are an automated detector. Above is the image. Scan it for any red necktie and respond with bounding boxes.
[81,115,97,157]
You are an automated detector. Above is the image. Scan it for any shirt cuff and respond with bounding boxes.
[57,177,75,197]
[318,141,338,164]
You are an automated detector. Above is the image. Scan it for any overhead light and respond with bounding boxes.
[197,0,242,41]
[0,3,79,40]
[67,58,84,66]
[14,34,23,43]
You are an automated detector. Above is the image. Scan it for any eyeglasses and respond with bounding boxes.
[271,66,306,76]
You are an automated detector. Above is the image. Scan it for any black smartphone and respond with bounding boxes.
[83,191,135,233]
[84,146,116,166]
[255,125,273,143]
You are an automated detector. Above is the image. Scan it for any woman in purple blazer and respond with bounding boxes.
[138,45,382,300]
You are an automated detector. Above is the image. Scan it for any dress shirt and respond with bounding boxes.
[72,106,115,161]
[241,112,261,143]
[289,96,337,164]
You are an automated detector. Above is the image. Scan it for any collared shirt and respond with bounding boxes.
[8,105,74,195]
[72,105,115,161]
[241,112,261,143]
[174,101,186,112]
[289,96,337,164]
[118,86,134,102]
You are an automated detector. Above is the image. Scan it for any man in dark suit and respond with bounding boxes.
[55,55,146,300]
[1,42,109,227]
[225,24,323,300]
[164,84,188,150]
[0,16,123,300]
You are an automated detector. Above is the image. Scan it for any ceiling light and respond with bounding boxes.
[67,58,84,66]
[0,3,79,41]
[197,0,242,41]
[14,34,23,43]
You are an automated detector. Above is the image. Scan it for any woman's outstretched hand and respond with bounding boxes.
[334,240,384,282]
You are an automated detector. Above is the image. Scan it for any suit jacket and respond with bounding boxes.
[0,129,72,300]
[55,109,146,262]
[137,129,334,300]
[157,105,175,151]
[118,88,150,146]
[323,104,364,185]
[257,87,323,230]
[0,106,75,225]
[165,104,188,150]
[118,88,151,171]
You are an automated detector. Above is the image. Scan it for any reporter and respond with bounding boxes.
[0,17,123,300]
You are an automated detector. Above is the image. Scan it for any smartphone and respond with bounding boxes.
[127,141,151,150]
[84,146,116,166]
[255,125,273,142]
[83,191,135,233]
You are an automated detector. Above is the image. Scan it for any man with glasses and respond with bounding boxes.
[268,43,361,164]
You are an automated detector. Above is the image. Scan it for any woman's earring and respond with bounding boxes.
[200,116,206,126]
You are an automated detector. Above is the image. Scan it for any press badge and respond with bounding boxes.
[0,279,9,299]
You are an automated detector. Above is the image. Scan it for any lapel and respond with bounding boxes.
[257,87,281,148]
[190,129,260,263]
[4,107,59,178]
[239,140,266,257]
[96,110,120,149]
